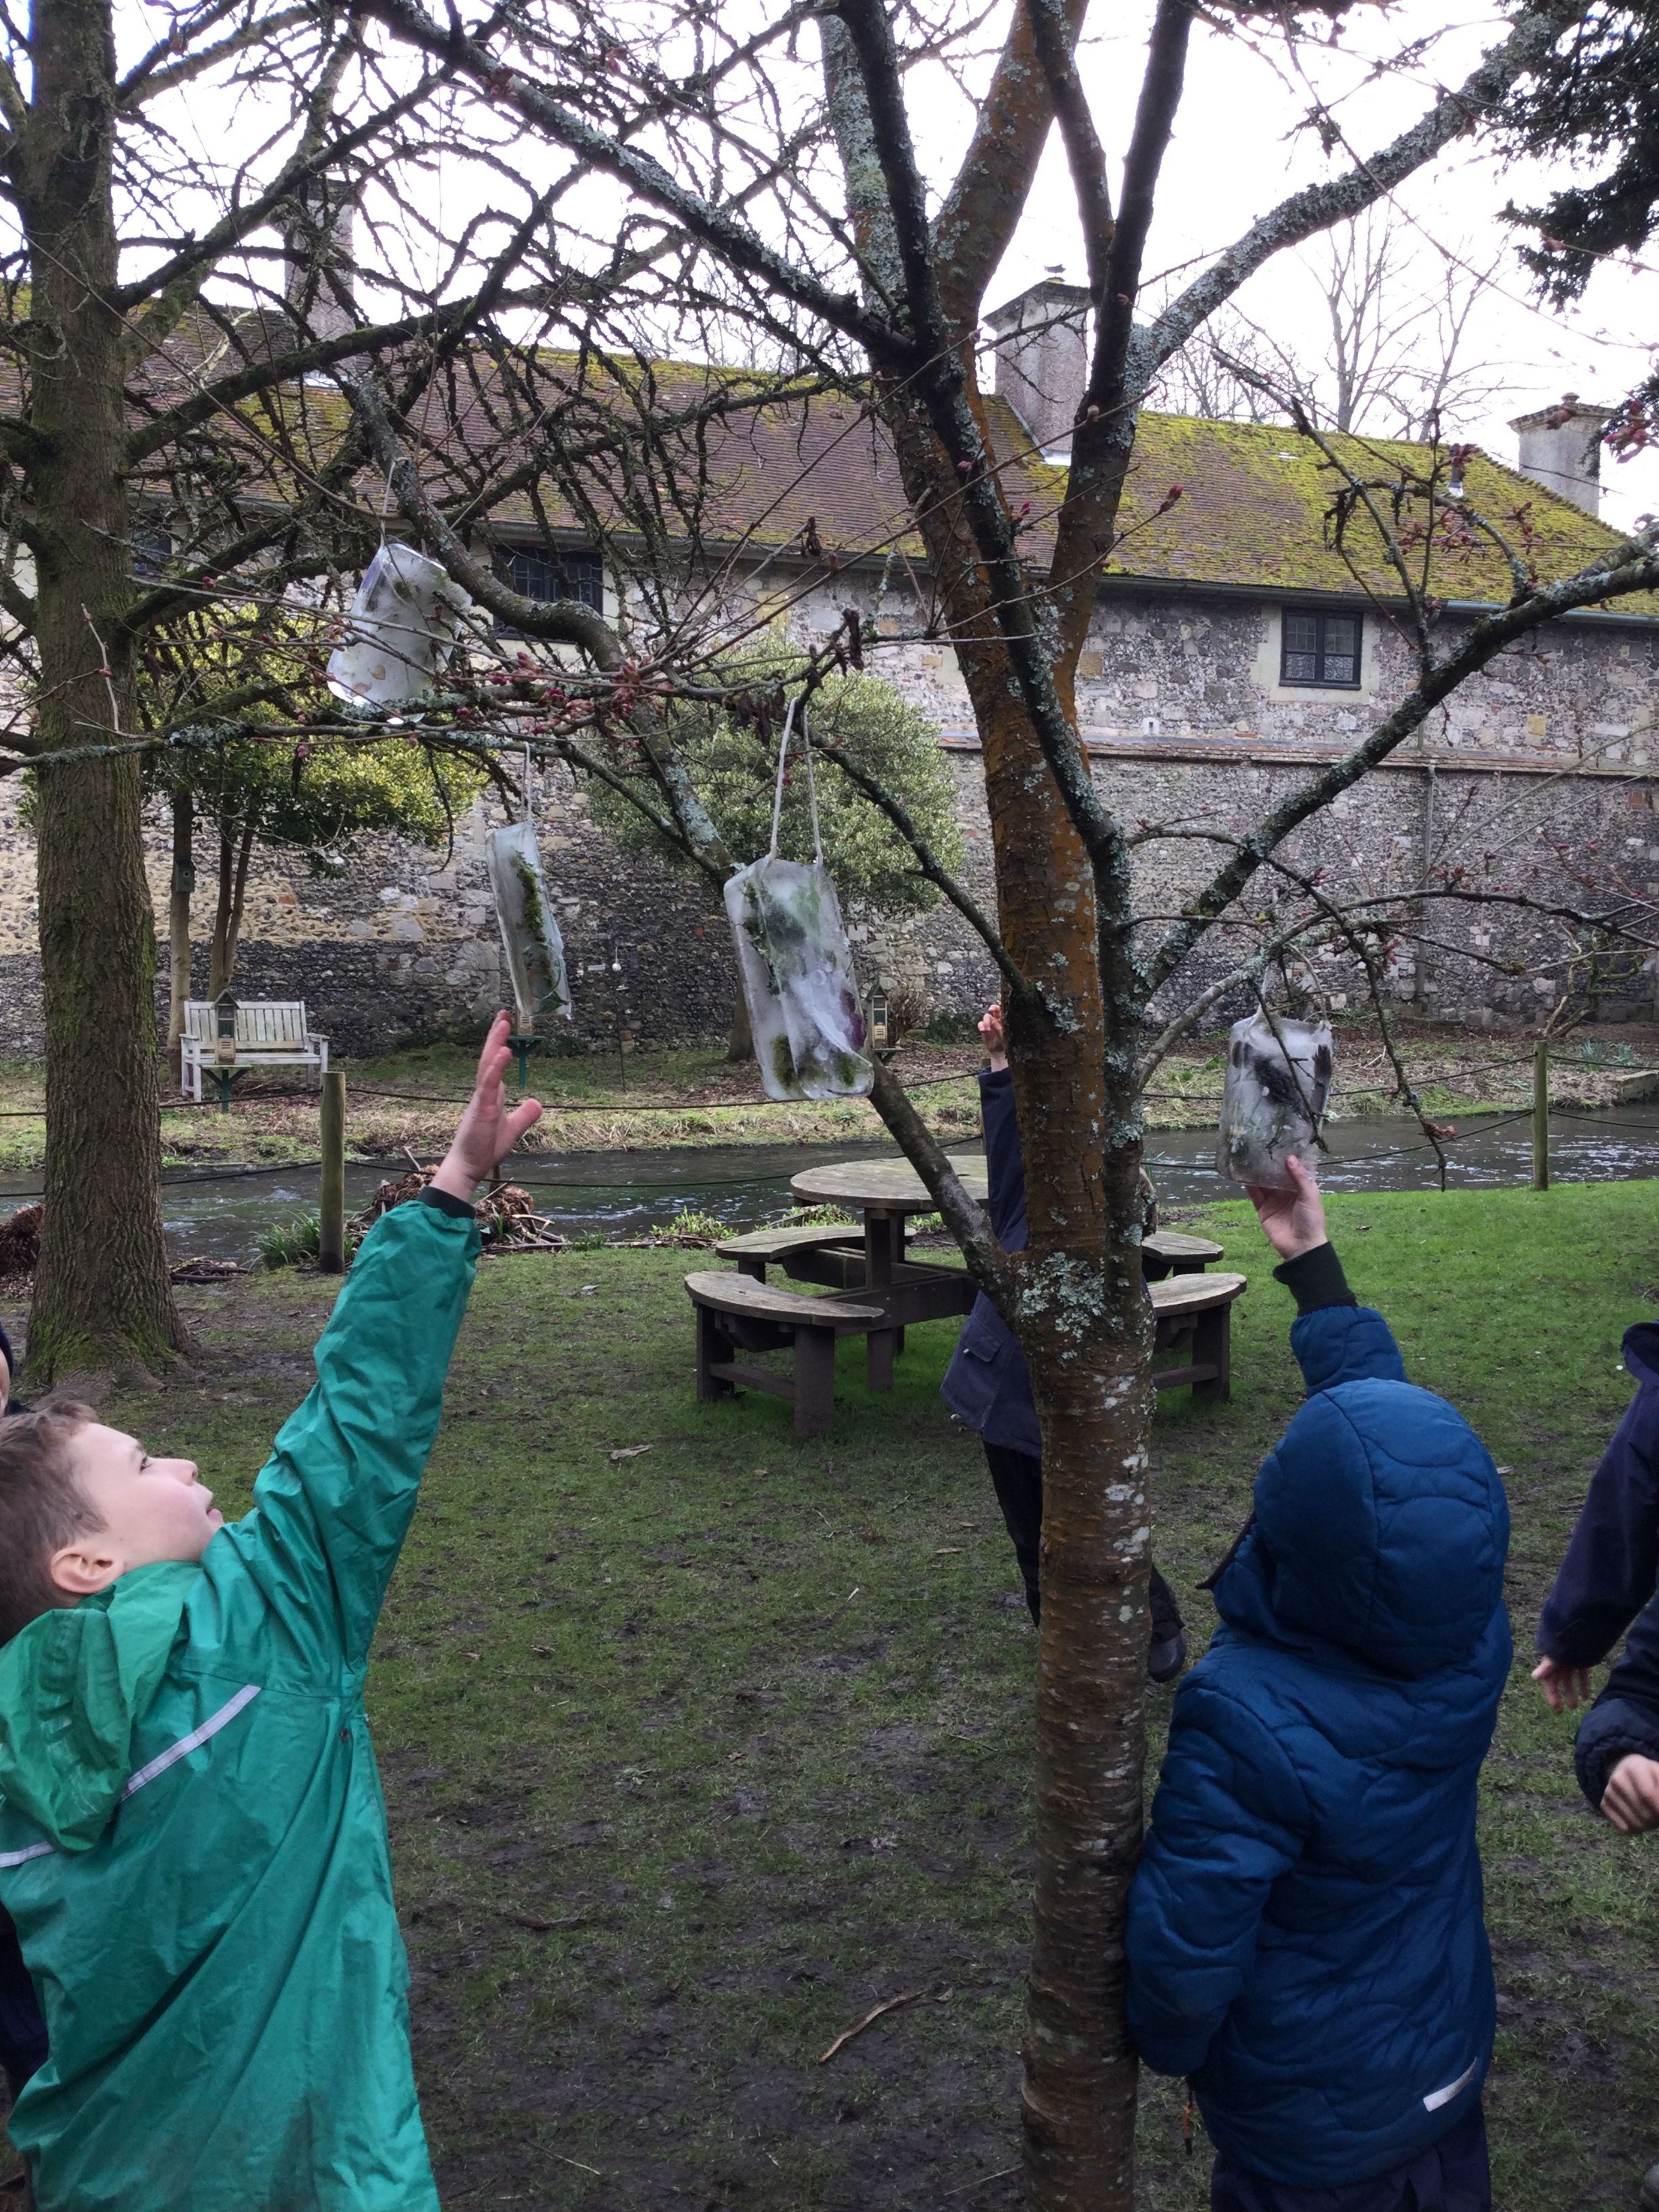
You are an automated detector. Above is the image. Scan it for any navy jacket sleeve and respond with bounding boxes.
[979,1067,1028,1254]
[1574,1594,1659,1807]
[1537,1376,1659,1668]
[1126,1679,1307,2077]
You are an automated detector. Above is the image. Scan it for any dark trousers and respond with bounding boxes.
[982,1441,1182,1640]
[0,1911,45,2103]
[1212,2102,1489,2212]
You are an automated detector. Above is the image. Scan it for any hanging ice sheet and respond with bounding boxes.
[1215,1009,1333,1189]
[326,542,472,709]
[486,821,573,1034]
[724,857,873,1102]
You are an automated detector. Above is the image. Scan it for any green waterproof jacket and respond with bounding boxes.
[0,1193,479,2211]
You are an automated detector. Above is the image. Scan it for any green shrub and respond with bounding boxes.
[257,1214,361,1269]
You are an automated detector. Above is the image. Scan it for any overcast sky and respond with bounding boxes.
[118,0,1659,529]
[972,1,1659,528]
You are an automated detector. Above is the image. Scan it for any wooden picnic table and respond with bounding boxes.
[687,1156,1239,1434]
[786,1152,987,1389]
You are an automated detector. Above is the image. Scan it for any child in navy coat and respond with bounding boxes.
[1126,1160,1508,2211]
[1533,1317,1659,2210]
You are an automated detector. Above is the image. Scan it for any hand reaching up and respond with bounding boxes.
[978,1004,1007,1071]
[430,1013,544,1202]
[1246,1152,1328,1261]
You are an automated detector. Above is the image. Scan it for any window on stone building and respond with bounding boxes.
[1280,607,1361,688]
[493,544,604,635]
[131,524,171,580]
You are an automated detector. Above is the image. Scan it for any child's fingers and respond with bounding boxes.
[502,1099,542,1150]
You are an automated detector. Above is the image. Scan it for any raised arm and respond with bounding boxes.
[1249,1156,1406,1392]
[1535,1374,1659,1713]
[216,1015,542,1666]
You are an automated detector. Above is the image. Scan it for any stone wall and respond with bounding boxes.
[0,571,1651,1057]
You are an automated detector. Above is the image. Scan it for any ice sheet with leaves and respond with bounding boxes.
[486,822,572,1032]
[326,543,472,709]
[1215,1010,1333,1189]
[723,857,873,1102]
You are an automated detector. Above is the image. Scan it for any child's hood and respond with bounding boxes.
[1623,1319,1659,1391]
[0,1561,198,1850]
[1213,1322,1509,1681]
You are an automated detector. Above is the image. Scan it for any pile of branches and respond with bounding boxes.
[0,1203,39,1289]
[348,1165,564,1251]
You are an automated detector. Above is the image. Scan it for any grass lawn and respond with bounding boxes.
[47,1178,1659,2207]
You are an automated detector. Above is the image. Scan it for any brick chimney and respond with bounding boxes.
[1509,393,1610,515]
[987,278,1092,457]
[285,172,358,347]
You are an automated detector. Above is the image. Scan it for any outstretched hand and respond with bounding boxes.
[430,1013,544,1202]
[1532,1656,1594,1714]
[1245,1152,1328,1262]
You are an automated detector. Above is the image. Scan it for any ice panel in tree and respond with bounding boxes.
[326,542,472,709]
[723,857,873,1102]
[486,822,572,1033]
[1215,1010,1333,1188]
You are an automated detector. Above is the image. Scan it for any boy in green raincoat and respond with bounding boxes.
[0,1012,542,2212]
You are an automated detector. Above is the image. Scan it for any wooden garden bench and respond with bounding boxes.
[1145,1229,1225,1275]
[713,1224,864,1281]
[179,999,330,1102]
[685,1270,885,1438]
[1150,1271,1246,1400]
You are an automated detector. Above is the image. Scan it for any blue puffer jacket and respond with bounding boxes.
[1126,1298,1511,2189]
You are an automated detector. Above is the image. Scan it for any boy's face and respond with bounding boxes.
[49,1425,223,1600]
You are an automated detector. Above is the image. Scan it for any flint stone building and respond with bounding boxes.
[0,281,1651,1056]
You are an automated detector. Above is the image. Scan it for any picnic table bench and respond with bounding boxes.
[1146,1229,1225,1275]
[179,999,330,1104]
[685,1263,1246,1436]
[685,1270,886,1437]
[691,1164,1245,1434]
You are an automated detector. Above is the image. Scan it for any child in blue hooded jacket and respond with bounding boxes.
[1126,1159,1510,2212]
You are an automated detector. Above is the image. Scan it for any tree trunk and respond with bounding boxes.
[726,986,753,1063]
[17,0,184,1379]
[207,816,256,1000]
[166,785,194,1086]
[818,21,1157,2198]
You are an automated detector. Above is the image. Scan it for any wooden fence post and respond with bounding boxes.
[319,1071,346,1272]
[1532,1040,1550,1192]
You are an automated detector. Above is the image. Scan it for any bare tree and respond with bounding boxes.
[323,0,1658,2202]
[0,0,844,1376]
[4,0,1648,2200]
[1149,207,1512,438]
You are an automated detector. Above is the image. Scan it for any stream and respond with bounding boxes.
[4,1102,1655,1267]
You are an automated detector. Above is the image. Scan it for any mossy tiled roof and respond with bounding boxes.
[136,318,1653,615]
[1101,411,1647,610]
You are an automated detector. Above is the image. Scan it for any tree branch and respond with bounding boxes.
[812,729,1025,992]
[1141,0,1583,384]
[869,1056,1006,1298]
[1026,0,1113,302]
[340,369,627,666]
[1144,533,1659,993]
[931,0,1091,327]
[358,0,905,368]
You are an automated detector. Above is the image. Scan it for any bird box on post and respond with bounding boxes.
[215,990,239,1067]
[868,985,890,1052]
